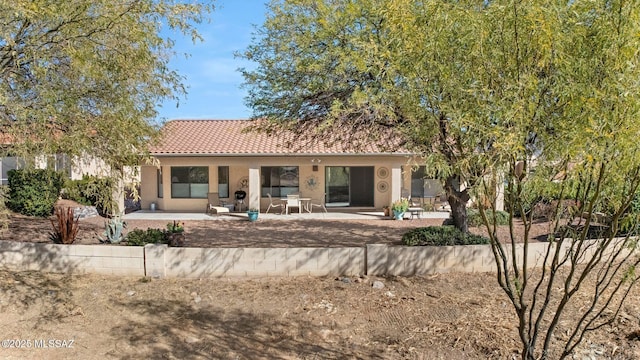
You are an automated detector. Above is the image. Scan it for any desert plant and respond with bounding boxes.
[125,228,168,246]
[49,207,80,244]
[100,215,127,243]
[402,226,489,246]
[166,220,184,233]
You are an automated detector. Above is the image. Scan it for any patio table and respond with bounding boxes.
[281,197,312,213]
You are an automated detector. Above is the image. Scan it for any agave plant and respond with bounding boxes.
[100,215,127,244]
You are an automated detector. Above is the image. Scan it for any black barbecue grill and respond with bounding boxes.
[235,190,247,212]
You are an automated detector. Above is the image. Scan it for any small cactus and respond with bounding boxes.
[100,214,127,243]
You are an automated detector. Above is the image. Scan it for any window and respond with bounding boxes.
[411,166,443,198]
[411,166,427,198]
[0,157,25,185]
[261,166,299,197]
[170,166,208,198]
[46,154,72,178]
[157,169,163,198]
[218,166,229,198]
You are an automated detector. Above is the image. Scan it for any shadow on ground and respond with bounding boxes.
[108,296,383,359]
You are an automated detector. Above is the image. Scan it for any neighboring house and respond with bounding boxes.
[0,152,133,214]
[140,119,444,212]
[0,154,74,185]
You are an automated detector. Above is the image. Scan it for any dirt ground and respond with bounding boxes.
[1,202,640,359]
[0,200,553,248]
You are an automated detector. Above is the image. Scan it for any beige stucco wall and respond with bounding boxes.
[140,155,410,212]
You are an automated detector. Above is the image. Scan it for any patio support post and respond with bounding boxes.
[391,164,402,203]
[248,166,260,211]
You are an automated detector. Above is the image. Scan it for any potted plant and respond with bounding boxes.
[247,208,259,222]
[391,198,409,220]
[166,220,185,247]
[382,205,390,217]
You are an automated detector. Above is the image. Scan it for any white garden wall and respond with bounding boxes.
[0,238,624,278]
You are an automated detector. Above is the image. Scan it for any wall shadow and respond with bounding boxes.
[108,297,383,359]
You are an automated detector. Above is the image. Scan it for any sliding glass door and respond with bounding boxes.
[325,166,374,207]
[325,166,350,206]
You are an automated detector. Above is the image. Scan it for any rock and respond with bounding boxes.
[194,296,202,304]
[341,277,351,283]
[126,291,136,297]
[372,280,385,289]
[319,329,335,341]
[185,336,200,344]
[314,300,336,313]
[72,206,99,219]
[385,291,395,298]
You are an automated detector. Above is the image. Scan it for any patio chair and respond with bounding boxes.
[285,194,302,215]
[206,192,230,216]
[309,193,328,213]
[265,193,283,214]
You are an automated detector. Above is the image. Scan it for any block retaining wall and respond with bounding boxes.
[0,241,145,276]
[0,239,614,278]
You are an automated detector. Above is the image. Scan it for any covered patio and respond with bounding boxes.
[123,208,451,221]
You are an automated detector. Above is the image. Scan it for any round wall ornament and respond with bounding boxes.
[377,167,389,179]
[305,175,319,190]
[377,181,389,193]
[237,177,249,189]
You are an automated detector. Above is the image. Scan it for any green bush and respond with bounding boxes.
[630,190,640,214]
[507,180,580,218]
[467,209,510,227]
[7,169,64,217]
[125,228,168,246]
[61,178,92,205]
[402,226,490,246]
[62,175,114,215]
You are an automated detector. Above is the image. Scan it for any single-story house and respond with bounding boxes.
[140,119,445,212]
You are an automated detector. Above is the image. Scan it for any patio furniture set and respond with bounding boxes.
[206,192,327,216]
[266,193,327,215]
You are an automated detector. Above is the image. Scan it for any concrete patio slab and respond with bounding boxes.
[123,210,451,221]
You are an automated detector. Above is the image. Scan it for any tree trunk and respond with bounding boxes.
[444,175,470,233]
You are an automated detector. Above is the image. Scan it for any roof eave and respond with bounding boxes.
[150,152,415,157]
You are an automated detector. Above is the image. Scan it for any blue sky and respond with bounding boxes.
[155,1,267,122]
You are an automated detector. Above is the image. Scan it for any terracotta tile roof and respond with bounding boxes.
[149,119,411,156]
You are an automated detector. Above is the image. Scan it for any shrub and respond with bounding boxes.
[0,186,10,232]
[7,169,64,217]
[49,207,80,244]
[467,209,510,227]
[125,228,168,246]
[166,220,185,233]
[62,175,114,215]
[402,226,490,246]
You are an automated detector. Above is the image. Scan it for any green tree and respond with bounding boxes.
[243,0,640,358]
[478,1,640,359]
[240,0,513,232]
[0,0,214,195]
